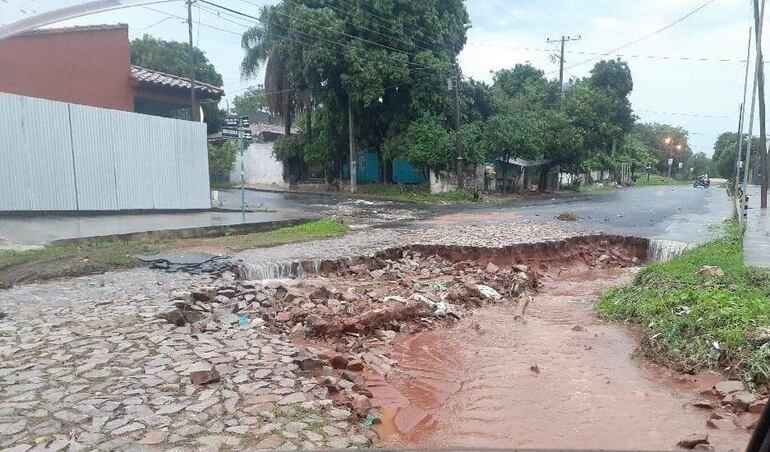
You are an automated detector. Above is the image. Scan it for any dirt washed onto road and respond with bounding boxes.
[370,268,753,451]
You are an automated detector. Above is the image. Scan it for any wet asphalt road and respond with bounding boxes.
[469,185,733,243]
[220,185,733,245]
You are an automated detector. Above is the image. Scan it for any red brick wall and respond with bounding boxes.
[0,26,133,111]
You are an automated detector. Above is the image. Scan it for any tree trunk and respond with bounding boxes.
[538,163,552,192]
[306,99,312,145]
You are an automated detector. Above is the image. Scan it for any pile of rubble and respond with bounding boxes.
[161,251,535,419]
[164,251,534,339]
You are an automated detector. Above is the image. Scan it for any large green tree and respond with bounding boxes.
[711,132,761,180]
[634,122,692,172]
[240,0,469,179]
[232,87,267,117]
[130,35,224,133]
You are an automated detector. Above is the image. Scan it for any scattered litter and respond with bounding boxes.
[697,266,725,277]
[137,253,240,274]
[361,413,381,429]
[477,285,502,301]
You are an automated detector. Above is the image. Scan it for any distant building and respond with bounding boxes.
[0,24,223,120]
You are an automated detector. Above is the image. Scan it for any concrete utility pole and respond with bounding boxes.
[186,0,198,122]
[547,35,582,94]
[348,95,356,193]
[735,27,752,216]
[452,66,464,189]
[753,0,768,208]
[745,0,765,207]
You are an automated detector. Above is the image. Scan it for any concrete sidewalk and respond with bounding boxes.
[0,210,315,248]
[743,186,770,267]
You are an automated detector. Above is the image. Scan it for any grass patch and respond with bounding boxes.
[0,219,348,287]
[577,183,616,193]
[596,221,770,386]
[198,219,349,252]
[357,183,479,204]
[211,181,238,190]
[634,175,690,187]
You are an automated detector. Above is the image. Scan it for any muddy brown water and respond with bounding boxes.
[369,268,751,451]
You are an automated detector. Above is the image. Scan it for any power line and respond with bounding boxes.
[246,0,441,54]
[530,0,571,31]
[511,0,563,34]
[563,0,717,72]
[487,0,529,28]
[468,41,746,63]
[348,0,449,51]
[130,15,175,38]
[141,4,242,36]
[199,0,450,73]
[200,0,430,64]
[637,109,732,119]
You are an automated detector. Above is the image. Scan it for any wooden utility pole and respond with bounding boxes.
[547,35,582,94]
[186,0,198,122]
[753,0,768,208]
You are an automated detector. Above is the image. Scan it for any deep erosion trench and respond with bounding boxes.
[165,235,753,450]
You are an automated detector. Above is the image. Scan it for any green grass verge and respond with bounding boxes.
[0,219,348,287]
[357,183,478,204]
[634,175,690,186]
[596,221,770,386]
[199,219,349,252]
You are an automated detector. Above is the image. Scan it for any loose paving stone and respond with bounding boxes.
[0,421,26,436]
[111,422,144,435]
[327,437,350,448]
[139,431,169,445]
[283,421,307,433]
[253,434,283,449]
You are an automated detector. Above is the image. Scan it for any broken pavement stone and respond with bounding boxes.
[677,433,709,449]
[346,359,364,372]
[749,399,768,414]
[724,391,757,411]
[692,400,716,410]
[191,368,221,385]
[713,380,745,397]
[330,355,349,370]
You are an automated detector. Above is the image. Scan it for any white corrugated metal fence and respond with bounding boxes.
[0,92,211,211]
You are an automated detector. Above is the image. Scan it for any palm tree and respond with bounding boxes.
[241,5,296,137]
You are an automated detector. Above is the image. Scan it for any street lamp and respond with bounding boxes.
[664,137,674,182]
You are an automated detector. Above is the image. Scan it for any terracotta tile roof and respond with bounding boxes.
[130,65,224,98]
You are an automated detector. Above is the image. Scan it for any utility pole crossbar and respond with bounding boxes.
[546,35,582,94]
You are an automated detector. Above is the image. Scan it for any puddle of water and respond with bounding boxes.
[371,268,751,450]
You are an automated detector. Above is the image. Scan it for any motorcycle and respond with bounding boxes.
[693,178,710,188]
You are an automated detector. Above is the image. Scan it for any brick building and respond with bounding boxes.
[0,24,223,120]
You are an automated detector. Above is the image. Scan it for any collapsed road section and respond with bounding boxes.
[158,235,653,445]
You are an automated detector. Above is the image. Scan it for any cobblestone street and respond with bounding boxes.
[0,218,581,451]
[0,270,369,451]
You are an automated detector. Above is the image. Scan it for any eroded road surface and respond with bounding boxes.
[370,267,752,451]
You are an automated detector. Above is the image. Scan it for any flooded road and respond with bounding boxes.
[370,268,751,451]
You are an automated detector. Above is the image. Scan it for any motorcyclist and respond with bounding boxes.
[694,173,710,188]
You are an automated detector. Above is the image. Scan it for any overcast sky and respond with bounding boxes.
[0,0,760,155]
